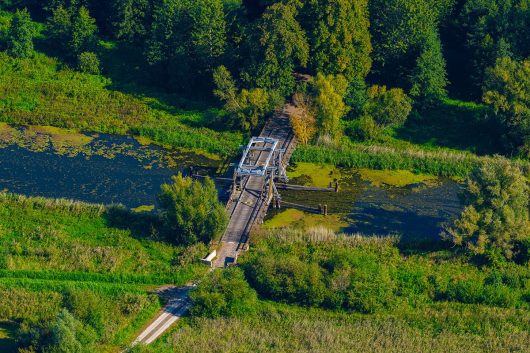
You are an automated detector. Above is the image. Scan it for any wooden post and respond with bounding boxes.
[318,204,322,214]
[324,204,328,216]
[335,180,339,192]
[268,176,274,205]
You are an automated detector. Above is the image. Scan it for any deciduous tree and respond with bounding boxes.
[483,57,530,157]
[158,173,227,245]
[289,92,317,144]
[7,8,35,58]
[443,158,530,261]
[410,31,448,108]
[313,73,349,142]
[364,85,412,128]
[251,2,309,97]
[304,0,372,83]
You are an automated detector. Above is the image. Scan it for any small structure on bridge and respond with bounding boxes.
[233,136,288,208]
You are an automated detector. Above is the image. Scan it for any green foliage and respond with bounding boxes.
[483,57,530,157]
[369,0,451,87]
[304,0,372,82]
[190,268,258,318]
[0,52,242,156]
[240,229,530,315]
[43,309,96,353]
[443,158,530,261]
[347,115,380,141]
[251,2,309,97]
[157,173,227,245]
[459,0,530,90]
[6,8,34,58]
[146,0,227,89]
[410,31,448,108]
[77,51,100,74]
[189,0,226,73]
[364,85,412,128]
[0,192,206,283]
[112,0,151,42]
[48,5,98,58]
[312,73,349,141]
[213,65,278,131]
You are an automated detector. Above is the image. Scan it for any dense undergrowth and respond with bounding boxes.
[239,230,530,312]
[0,192,208,351]
[133,229,530,352]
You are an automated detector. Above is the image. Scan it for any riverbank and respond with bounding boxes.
[0,52,244,157]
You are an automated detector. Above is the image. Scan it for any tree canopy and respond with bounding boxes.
[157,173,227,245]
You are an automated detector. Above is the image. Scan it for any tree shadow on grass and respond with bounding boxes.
[395,99,504,156]
[103,205,165,242]
[0,321,18,353]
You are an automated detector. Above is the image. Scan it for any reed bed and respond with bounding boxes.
[293,143,530,177]
[0,192,105,217]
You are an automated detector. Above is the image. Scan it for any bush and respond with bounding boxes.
[190,268,258,318]
[77,52,100,74]
[443,157,530,260]
[347,115,380,141]
[364,85,412,128]
[158,173,227,245]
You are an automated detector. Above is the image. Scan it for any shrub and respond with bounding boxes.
[348,115,380,141]
[364,85,412,128]
[190,268,258,318]
[443,157,530,261]
[157,173,227,245]
[77,52,100,74]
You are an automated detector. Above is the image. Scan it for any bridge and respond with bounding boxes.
[214,110,297,267]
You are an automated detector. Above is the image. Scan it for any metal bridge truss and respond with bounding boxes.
[233,137,288,206]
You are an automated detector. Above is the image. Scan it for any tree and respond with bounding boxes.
[48,5,97,59]
[189,0,227,73]
[483,57,530,157]
[410,31,448,108]
[213,65,277,131]
[289,92,317,144]
[77,51,100,74]
[313,73,349,142]
[43,309,96,353]
[190,267,258,318]
[304,0,372,83]
[158,173,227,245]
[459,0,530,91]
[70,6,97,56]
[146,0,227,89]
[7,8,35,58]
[112,0,151,42]
[369,0,452,88]
[443,158,530,261]
[364,85,412,128]
[251,2,309,97]
[47,5,71,44]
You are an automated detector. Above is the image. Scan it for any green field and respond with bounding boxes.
[0,193,208,352]
[133,230,530,353]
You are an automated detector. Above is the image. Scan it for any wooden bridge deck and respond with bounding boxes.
[214,110,296,267]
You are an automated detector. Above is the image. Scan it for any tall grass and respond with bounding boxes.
[141,302,530,353]
[0,192,105,217]
[293,143,530,177]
